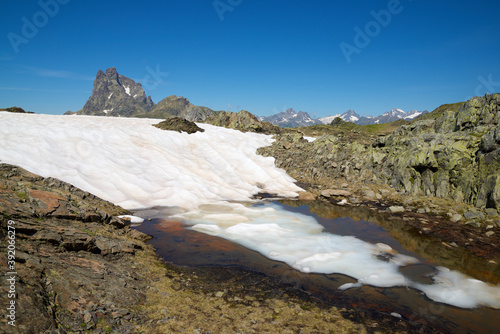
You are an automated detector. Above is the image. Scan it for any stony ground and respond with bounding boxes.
[1,164,423,333]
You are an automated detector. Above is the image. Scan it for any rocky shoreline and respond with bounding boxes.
[258,94,500,261]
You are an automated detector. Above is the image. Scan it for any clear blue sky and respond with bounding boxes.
[1,0,499,117]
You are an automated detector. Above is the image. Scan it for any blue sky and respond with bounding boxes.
[1,0,499,117]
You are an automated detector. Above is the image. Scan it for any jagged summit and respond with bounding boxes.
[316,108,427,126]
[75,67,216,120]
[318,109,358,125]
[263,108,427,128]
[77,67,154,116]
[261,108,321,128]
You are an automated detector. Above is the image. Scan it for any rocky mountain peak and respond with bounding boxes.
[261,108,321,128]
[96,69,106,80]
[75,67,216,120]
[106,67,118,79]
[76,67,154,117]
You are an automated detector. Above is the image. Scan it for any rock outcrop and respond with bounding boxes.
[259,94,500,211]
[75,68,218,121]
[147,95,215,121]
[153,116,205,134]
[77,67,154,116]
[0,106,34,114]
[204,110,281,134]
[0,164,155,333]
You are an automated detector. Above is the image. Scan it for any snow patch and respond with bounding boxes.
[0,113,302,211]
[124,86,131,96]
[404,111,422,119]
[318,114,341,125]
[186,202,500,309]
[118,215,144,223]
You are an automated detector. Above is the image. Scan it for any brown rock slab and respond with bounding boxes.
[386,206,405,213]
[320,189,352,198]
[297,191,316,201]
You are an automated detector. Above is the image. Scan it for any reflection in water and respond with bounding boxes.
[281,200,500,284]
[133,200,500,334]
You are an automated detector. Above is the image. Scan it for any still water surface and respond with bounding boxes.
[133,200,500,334]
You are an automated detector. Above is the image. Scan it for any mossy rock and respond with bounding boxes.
[153,117,205,134]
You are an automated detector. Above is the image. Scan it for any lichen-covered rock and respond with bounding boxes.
[153,117,205,134]
[0,106,34,114]
[0,164,154,333]
[204,110,281,134]
[259,94,500,210]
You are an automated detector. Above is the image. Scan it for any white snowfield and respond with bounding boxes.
[0,112,301,210]
[1,112,499,309]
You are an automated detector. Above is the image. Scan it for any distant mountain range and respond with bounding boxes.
[261,108,427,128]
[318,109,361,125]
[69,67,427,127]
[259,109,322,128]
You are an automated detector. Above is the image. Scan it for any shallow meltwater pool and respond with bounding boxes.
[132,200,500,334]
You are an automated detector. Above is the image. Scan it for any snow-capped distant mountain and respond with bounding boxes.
[361,108,425,125]
[404,110,424,120]
[319,108,427,126]
[261,108,322,128]
[318,109,361,124]
[317,113,341,125]
[262,107,427,128]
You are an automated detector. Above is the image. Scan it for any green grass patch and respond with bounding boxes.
[411,102,463,123]
[15,191,29,200]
